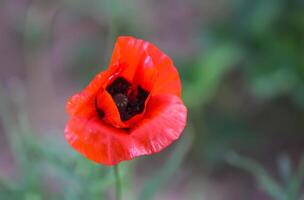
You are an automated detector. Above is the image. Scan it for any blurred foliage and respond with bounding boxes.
[184,0,304,106]
[183,42,243,108]
[209,0,304,105]
[226,152,304,200]
[138,128,193,200]
[182,0,304,166]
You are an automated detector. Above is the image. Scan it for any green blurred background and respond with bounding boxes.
[1,0,304,199]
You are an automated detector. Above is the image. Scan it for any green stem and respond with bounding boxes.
[114,165,122,200]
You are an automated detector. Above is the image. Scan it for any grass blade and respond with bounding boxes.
[225,152,285,200]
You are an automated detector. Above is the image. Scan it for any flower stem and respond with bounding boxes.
[114,165,122,200]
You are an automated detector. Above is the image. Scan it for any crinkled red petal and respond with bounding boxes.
[130,94,187,154]
[66,71,112,117]
[109,36,181,96]
[65,94,187,165]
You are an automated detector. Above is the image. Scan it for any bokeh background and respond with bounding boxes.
[1,0,304,199]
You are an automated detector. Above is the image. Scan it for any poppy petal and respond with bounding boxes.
[66,70,129,128]
[64,94,187,165]
[66,71,110,117]
[109,36,181,96]
[65,115,131,165]
[131,94,187,154]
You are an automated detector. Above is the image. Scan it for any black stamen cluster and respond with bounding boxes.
[106,77,149,121]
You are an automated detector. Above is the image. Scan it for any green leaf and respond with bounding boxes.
[184,43,242,107]
[277,153,293,186]
[225,152,285,200]
[245,0,284,36]
[286,155,304,200]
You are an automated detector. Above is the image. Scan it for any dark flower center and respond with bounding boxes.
[106,77,149,121]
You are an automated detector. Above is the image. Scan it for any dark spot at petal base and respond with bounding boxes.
[106,77,149,121]
[95,98,105,119]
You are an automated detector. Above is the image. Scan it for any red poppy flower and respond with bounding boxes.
[65,36,187,166]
